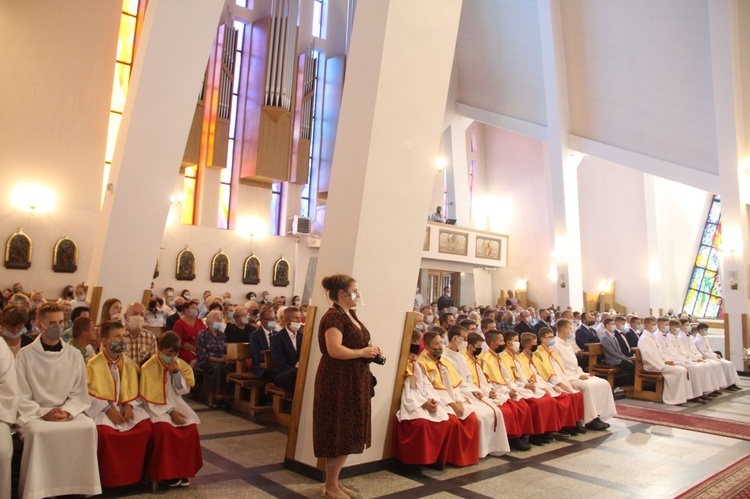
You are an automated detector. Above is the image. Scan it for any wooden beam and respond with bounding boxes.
[90,286,103,324]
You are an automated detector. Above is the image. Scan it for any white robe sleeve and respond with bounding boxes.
[60,355,92,418]
[15,353,44,425]
[0,340,17,425]
[638,334,665,371]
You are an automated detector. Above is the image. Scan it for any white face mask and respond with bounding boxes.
[294,300,301,306]
[425,315,434,324]
[211,321,225,332]
[511,341,520,351]
[240,316,250,325]
[128,316,145,330]
[686,326,692,333]
[651,325,658,333]
[524,316,532,324]
[288,322,302,332]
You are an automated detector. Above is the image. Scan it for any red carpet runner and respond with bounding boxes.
[614,403,750,441]
[676,455,750,498]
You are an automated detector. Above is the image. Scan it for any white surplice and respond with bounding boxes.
[443,349,510,457]
[85,361,150,430]
[142,370,200,426]
[15,336,101,499]
[676,331,726,389]
[637,332,689,405]
[397,358,450,423]
[0,339,18,499]
[694,333,740,386]
[554,337,617,423]
[656,332,715,395]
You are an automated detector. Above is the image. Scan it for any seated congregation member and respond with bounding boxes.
[514,310,535,335]
[624,315,642,348]
[173,299,205,366]
[249,304,277,379]
[68,316,98,363]
[530,329,587,434]
[599,318,636,385]
[71,283,89,310]
[270,306,304,392]
[551,320,616,430]
[101,297,123,323]
[575,312,600,371]
[140,332,203,486]
[465,332,532,451]
[516,332,583,436]
[61,306,90,343]
[442,325,510,458]
[693,322,740,391]
[393,330,461,467]
[418,331,480,465]
[225,305,254,343]
[196,310,232,407]
[637,316,690,405]
[15,302,101,498]
[1,304,33,356]
[165,296,184,331]
[655,318,714,402]
[145,297,167,327]
[532,309,553,337]
[86,321,153,488]
[668,319,722,396]
[123,302,158,366]
[0,336,17,499]
[675,319,726,395]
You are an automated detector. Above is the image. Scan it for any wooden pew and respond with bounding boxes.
[585,343,624,391]
[263,350,293,426]
[628,348,664,402]
[226,342,271,416]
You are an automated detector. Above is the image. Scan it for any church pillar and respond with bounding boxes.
[538,0,583,310]
[441,116,473,225]
[87,0,226,303]
[708,0,749,367]
[294,0,462,468]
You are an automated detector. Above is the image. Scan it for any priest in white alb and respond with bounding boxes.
[692,322,741,391]
[15,302,101,498]
[0,337,18,499]
[552,319,616,429]
[637,316,690,405]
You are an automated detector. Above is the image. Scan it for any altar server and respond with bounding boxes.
[655,318,714,401]
[15,302,101,498]
[637,316,690,405]
[693,322,741,391]
[0,337,17,499]
[87,321,153,487]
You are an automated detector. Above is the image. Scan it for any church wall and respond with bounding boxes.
[739,1,750,157]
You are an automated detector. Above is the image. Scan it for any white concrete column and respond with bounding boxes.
[295,0,462,468]
[708,0,749,367]
[87,0,226,303]
[442,116,472,225]
[538,0,583,310]
[643,174,664,315]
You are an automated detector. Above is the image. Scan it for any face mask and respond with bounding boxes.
[187,309,198,318]
[43,325,62,341]
[128,316,145,330]
[511,341,520,351]
[266,321,277,330]
[109,341,126,354]
[686,326,692,333]
[494,344,506,354]
[167,291,174,297]
[607,325,615,333]
[415,323,424,332]
[263,295,270,301]
[549,314,556,321]
[76,295,86,302]
[635,324,643,331]
[288,322,302,332]
[168,300,175,307]
[227,312,234,321]
[530,344,538,352]
[431,348,443,360]
[160,353,174,365]
[651,325,658,333]
[2,327,25,340]
[31,302,40,309]
[567,332,574,341]
[211,322,225,332]
[548,339,556,347]
[240,316,250,325]
[184,294,191,300]
[294,300,301,306]
[409,344,420,355]
[249,295,256,301]
[524,316,532,324]
[425,315,434,324]
[456,337,466,348]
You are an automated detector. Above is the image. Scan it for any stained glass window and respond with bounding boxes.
[682,195,723,318]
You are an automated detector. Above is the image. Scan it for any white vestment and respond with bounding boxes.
[676,331,726,389]
[554,338,617,423]
[86,360,151,430]
[637,332,689,405]
[397,358,450,423]
[0,340,18,499]
[15,337,101,499]
[443,349,509,457]
[655,332,714,396]
[143,370,201,426]
[694,333,740,386]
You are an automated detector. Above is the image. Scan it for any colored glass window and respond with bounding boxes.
[682,195,723,318]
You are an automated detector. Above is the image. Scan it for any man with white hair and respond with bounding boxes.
[123,302,157,366]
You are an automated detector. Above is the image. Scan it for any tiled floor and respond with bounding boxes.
[114,378,750,498]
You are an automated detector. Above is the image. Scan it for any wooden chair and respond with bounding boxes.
[225,343,271,416]
[628,348,664,402]
[585,343,624,391]
[263,350,293,426]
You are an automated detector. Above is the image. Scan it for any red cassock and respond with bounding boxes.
[497,398,535,438]
[552,392,585,428]
[523,394,561,434]
[97,419,153,487]
[392,416,452,466]
[148,423,203,481]
[443,413,479,466]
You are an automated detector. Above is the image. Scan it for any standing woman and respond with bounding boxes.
[314,275,381,499]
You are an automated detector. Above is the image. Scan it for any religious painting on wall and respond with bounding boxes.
[475,236,503,261]
[273,256,290,287]
[5,228,32,270]
[243,254,261,285]
[438,229,468,256]
[175,246,196,281]
[210,250,230,283]
[52,236,78,273]
[423,227,430,251]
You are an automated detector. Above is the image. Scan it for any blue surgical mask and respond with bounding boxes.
[566,333,573,341]
[160,353,174,365]
[548,339,556,347]
[228,312,234,321]
[2,327,25,340]
[266,321,277,330]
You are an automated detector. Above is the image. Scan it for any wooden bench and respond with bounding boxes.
[226,343,271,416]
[585,343,621,389]
[628,348,664,402]
[263,350,293,426]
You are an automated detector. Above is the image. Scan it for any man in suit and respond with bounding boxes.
[624,316,641,348]
[249,304,277,379]
[437,287,453,312]
[532,309,553,337]
[613,316,634,358]
[270,307,303,392]
[514,310,535,335]
[599,318,635,385]
[574,312,600,370]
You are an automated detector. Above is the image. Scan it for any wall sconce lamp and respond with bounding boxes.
[435,156,447,176]
[11,184,56,212]
[516,280,528,291]
[598,280,613,294]
[170,193,185,205]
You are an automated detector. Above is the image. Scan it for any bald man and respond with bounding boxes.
[123,302,157,366]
